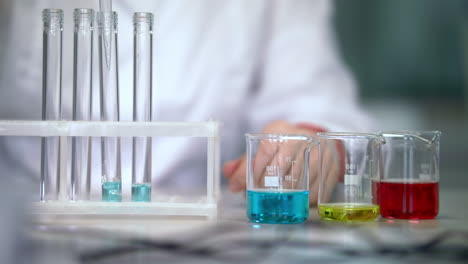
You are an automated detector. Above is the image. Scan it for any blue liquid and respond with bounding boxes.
[132,183,151,202]
[102,182,122,202]
[247,190,309,224]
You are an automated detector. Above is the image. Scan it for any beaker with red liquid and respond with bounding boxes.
[379,131,441,219]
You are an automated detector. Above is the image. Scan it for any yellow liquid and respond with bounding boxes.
[318,203,380,222]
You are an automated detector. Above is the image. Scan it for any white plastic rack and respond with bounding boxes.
[0,120,221,219]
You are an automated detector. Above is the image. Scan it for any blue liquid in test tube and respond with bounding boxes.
[131,12,154,202]
[102,181,122,202]
[131,183,151,202]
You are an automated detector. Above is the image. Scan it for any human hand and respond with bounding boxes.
[223,120,341,205]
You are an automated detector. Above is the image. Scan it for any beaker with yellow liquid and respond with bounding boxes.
[317,133,385,222]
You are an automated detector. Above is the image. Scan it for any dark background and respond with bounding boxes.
[334,0,468,189]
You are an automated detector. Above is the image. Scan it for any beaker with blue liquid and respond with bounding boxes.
[245,134,318,224]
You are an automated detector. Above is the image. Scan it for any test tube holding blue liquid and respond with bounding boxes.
[132,12,154,202]
[97,11,122,202]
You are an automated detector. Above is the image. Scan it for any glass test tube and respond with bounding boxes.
[97,11,122,202]
[71,9,94,201]
[41,9,63,201]
[132,12,154,202]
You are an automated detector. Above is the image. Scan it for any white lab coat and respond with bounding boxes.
[0,0,371,196]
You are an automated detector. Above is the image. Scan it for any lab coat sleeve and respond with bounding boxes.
[246,0,373,133]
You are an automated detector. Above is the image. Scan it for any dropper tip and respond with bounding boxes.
[99,0,112,12]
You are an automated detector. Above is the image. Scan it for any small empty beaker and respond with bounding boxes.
[379,131,441,219]
[317,133,385,222]
[245,134,318,224]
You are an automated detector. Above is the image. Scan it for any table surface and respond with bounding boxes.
[28,188,468,264]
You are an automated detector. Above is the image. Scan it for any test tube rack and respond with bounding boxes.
[0,120,221,219]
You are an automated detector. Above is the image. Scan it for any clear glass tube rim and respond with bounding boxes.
[74,9,95,29]
[133,12,154,24]
[74,9,95,20]
[74,8,95,15]
[42,8,64,24]
[42,8,63,15]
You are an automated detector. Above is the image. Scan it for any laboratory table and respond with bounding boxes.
[27,188,468,264]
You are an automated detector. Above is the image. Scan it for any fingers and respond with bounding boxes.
[281,142,306,190]
[226,155,247,192]
[307,147,320,204]
[312,141,342,204]
[225,120,323,195]
[262,120,292,134]
[223,159,241,179]
[252,141,279,187]
[323,156,341,203]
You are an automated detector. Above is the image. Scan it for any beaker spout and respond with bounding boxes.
[380,131,441,146]
[429,131,442,144]
[373,135,386,145]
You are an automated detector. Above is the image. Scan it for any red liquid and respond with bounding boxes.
[379,181,439,219]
